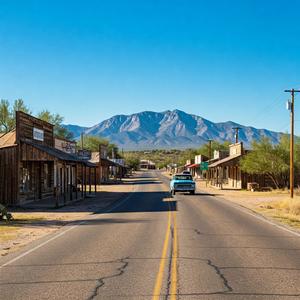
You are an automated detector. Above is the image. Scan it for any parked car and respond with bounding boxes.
[170,173,195,195]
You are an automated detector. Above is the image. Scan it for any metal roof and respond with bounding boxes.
[209,154,242,168]
[0,130,16,148]
[22,140,96,167]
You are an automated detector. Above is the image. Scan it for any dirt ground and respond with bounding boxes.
[0,178,135,257]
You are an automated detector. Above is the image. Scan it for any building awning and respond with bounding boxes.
[209,154,242,168]
[89,154,123,168]
[188,163,200,169]
[22,140,97,167]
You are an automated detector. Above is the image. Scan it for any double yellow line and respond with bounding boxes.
[152,207,178,300]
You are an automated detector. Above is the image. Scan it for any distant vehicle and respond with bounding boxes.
[182,170,191,175]
[170,174,195,195]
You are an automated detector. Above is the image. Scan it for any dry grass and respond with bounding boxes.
[260,196,300,214]
[0,226,19,242]
[257,196,300,228]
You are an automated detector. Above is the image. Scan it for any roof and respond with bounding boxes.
[0,130,16,148]
[209,154,242,168]
[90,152,121,167]
[23,140,96,167]
[187,163,200,169]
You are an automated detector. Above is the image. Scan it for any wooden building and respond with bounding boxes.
[139,160,156,170]
[0,111,96,207]
[186,155,209,178]
[208,143,272,190]
[89,152,127,183]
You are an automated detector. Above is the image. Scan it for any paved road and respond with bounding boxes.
[1,171,300,299]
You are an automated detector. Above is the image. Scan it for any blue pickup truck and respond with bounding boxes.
[170,173,196,195]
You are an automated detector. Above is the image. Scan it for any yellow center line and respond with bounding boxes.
[170,210,178,300]
[152,210,171,300]
[152,175,178,300]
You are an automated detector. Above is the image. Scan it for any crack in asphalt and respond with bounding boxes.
[206,259,233,293]
[192,228,233,292]
[87,257,129,300]
[180,256,233,294]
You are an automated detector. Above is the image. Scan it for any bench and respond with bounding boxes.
[0,204,13,222]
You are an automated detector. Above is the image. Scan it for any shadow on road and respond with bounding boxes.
[101,191,177,214]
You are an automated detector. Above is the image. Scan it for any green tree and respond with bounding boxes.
[240,137,289,188]
[79,135,121,158]
[125,155,140,170]
[13,99,31,115]
[0,99,31,133]
[197,141,230,158]
[37,110,73,140]
[79,135,109,152]
[0,99,12,133]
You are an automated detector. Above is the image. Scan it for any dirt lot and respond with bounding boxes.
[0,179,135,257]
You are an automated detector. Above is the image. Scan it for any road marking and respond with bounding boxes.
[152,210,171,300]
[0,185,137,269]
[0,224,80,269]
[170,210,178,300]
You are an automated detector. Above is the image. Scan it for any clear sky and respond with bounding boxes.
[0,0,300,134]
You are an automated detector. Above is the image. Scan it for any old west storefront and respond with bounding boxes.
[208,142,273,190]
[0,111,96,207]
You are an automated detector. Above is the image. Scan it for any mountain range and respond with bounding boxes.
[64,109,282,150]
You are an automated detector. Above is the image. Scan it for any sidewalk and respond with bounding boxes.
[0,178,136,257]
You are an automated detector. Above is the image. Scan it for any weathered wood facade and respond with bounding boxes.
[0,111,96,207]
[208,143,275,190]
[89,152,126,184]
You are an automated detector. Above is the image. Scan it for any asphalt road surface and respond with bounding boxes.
[1,171,300,299]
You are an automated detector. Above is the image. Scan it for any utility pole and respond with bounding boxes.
[284,89,299,198]
[208,139,212,159]
[81,132,84,150]
[233,127,241,144]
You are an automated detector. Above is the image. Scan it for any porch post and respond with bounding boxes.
[84,165,87,198]
[94,167,97,195]
[63,163,67,205]
[70,165,73,201]
[75,164,78,200]
[81,163,84,199]
[89,167,91,195]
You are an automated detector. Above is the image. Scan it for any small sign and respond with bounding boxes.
[200,162,209,171]
[33,127,44,141]
[77,149,91,160]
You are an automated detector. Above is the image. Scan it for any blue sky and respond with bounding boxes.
[0,0,300,134]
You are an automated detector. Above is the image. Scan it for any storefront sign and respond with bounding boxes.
[77,149,91,160]
[33,127,44,141]
[200,162,209,171]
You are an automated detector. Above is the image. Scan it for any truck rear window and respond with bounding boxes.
[174,175,193,181]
